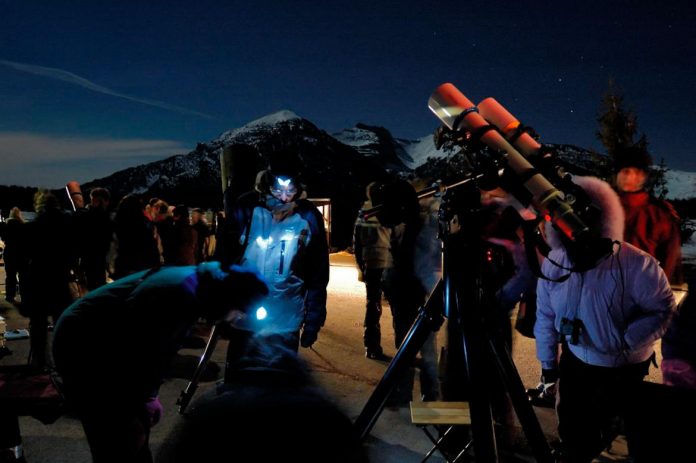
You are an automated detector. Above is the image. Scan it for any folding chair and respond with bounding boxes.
[410,401,473,462]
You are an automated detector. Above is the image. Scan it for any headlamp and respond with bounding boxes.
[255,306,268,321]
[276,177,292,187]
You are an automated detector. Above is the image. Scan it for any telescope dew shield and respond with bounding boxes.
[428,83,589,242]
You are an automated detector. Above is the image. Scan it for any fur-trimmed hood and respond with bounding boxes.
[545,175,625,250]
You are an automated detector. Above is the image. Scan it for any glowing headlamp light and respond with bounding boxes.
[276,177,292,187]
[255,306,268,321]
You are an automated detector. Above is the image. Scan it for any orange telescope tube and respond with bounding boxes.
[427,83,588,241]
[477,97,542,157]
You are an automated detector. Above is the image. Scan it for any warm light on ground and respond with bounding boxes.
[328,264,365,298]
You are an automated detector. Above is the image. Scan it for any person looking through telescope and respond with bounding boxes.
[534,176,676,463]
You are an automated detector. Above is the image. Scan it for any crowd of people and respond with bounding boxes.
[0,147,338,462]
[0,141,693,462]
[1,188,216,370]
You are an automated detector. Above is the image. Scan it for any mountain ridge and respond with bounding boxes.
[9,110,695,248]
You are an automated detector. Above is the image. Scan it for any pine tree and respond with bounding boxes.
[653,157,670,200]
[595,80,669,195]
[596,79,642,161]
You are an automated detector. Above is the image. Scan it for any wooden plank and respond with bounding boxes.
[410,401,471,425]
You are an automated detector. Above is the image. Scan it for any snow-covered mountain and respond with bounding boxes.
[333,123,447,171]
[81,109,696,248]
[83,110,393,248]
[663,169,696,200]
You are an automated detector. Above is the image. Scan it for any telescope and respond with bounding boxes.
[428,83,590,244]
[428,83,613,272]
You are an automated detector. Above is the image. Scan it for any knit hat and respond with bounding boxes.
[613,145,652,172]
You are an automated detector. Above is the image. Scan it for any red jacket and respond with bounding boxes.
[620,190,683,284]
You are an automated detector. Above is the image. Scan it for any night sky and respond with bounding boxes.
[1,0,695,188]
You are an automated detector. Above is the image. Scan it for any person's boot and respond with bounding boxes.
[365,346,390,361]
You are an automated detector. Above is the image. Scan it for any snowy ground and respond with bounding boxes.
[678,238,696,289]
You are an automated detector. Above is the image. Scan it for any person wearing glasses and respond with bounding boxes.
[215,147,329,355]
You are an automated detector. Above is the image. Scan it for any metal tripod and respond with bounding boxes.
[176,322,223,414]
[353,189,554,463]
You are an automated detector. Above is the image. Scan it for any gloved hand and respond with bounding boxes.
[541,368,559,384]
[300,328,318,348]
[527,368,558,408]
[143,396,163,427]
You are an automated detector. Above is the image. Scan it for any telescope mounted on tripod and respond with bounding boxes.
[354,83,618,463]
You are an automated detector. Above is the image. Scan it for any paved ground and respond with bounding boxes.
[0,253,659,462]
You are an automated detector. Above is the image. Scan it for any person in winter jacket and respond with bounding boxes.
[75,187,115,290]
[215,148,329,354]
[0,207,28,304]
[613,145,683,284]
[379,179,439,405]
[534,176,676,463]
[52,262,268,463]
[353,182,393,360]
[113,194,161,279]
[22,190,80,369]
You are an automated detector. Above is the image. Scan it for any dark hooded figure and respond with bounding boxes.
[52,263,268,463]
[215,147,329,355]
[22,190,80,369]
[158,332,366,463]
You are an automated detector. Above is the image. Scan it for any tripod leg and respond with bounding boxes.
[354,280,444,441]
[455,299,499,463]
[177,323,221,414]
[487,334,555,463]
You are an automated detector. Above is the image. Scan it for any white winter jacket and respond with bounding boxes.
[535,242,676,369]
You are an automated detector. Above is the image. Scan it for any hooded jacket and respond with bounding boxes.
[53,264,229,402]
[353,200,393,271]
[620,190,683,284]
[216,171,329,335]
[535,176,676,369]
